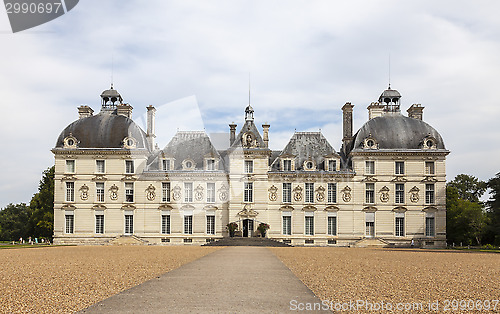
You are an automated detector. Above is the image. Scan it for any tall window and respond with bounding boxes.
[283,183,292,203]
[65,214,74,234]
[365,161,375,175]
[66,182,75,202]
[162,182,170,202]
[395,184,405,204]
[305,183,314,203]
[184,183,193,202]
[125,183,134,202]
[395,214,404,237]
[328,160,337,171]
[425,184,435,204]
[283,159,292,171]
[244,160,253,173]
[328,215,337,236]
[305,215,314,235]
[244,182,253,203]
[365,183,375,204]
[96,182,105,202]
[206,215,215,235]
[282,214,291,235]
[95,215,104,234]
[327,183,337,203]
[425,161,435,175]
[365,212,375,237]
[425,216,435,237]
[96,160,105,173]
[66,160,75,173]
[207,183,215,203]
[162,159,171,171]
[395,161,405,175]
[184,215,193,234]
[206,159,215,171]
[125,215,133,234]
[161,214,171,234]
[125,160,134,174]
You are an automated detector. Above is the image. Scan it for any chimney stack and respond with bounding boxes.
[78,105,94,119]
[342,102,354,148]
[262,123,270,148]
[367,102,385,120]
[116,103,133,118]
[229,123,237,145]
[407,104,424,120]
[146,105,156,151]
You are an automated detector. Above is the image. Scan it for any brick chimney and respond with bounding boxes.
[367,102,385,120]
[342,102,354,148]
[78,105,94,119]
[407,104,424,120]
[229,123,237,145]
[262,123,270,148]
[116,103,133,118]
[146,105,156,151]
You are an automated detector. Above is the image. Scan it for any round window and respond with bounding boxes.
[426,140,434,148]
[366,139,374,148]
[67,139,74,146]
[185,161,192,168]
[306,161,313,169]
[127,139,134,146]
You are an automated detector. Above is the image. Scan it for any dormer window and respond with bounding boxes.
[162,159,171,171]
[363,135,378,149]
[182,159,195,170]
[282,159,292,171]
[63,134,78,148]
[303,160,316,171]
[123,137,137,149]
[422,136,437,149]
[206,159,216,171]
[327,159,337,172]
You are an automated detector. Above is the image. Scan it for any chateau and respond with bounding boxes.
[52,85,449,247]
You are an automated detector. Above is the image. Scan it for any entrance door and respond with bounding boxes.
[243,219,254,237]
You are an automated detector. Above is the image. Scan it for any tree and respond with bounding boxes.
[0,203,31,241]
[486,172,500,245]
[448,174,487,204]
[29,166,55,239]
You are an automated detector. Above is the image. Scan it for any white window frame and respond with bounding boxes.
[65,212,74,234]
[184,182,193,202]
[66,182,75,202]
[244,160,254,174]
[206,215,215,235]
[425,184,435,204]
[305,213,314,236]
[161,214,171,234]
[124,214,134,234]
[282,212,292,235]
[327,214,337,236]
[244,182,253,203]
[125,160,135,174]
[425,213,435,237]
[162,182,170,202]
[206,159,216,171]
[184,215,193,234]
[125,182,134,203]
[365,212,375,237]
[328,159,337,172]
[282,159,292,171]
[207,183,216,203]
[162,159,171,171]
[365,160,375,175]
[95,214,104,234]
[96,160,105,174]
[395,183,405,204]
[365,183,375,204]
[425,161,435,175]
[395,161,405,175]
[96,182,105,203]
[282,183,292,203]
[65,159,75,173]
[305,183,314,203]
[395,213,404,237]
[327,183,337,203]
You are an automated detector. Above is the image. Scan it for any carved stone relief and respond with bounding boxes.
[79,184,89,201]
[293,185,303,202]
[146,184,156,201]
[341,186,351,202]
[172,185,182,201]
[195,185,204,201]
[109,184,119,201]
[409,186,420,203]
[379,186,389,203]
[268,185,278,201]
[315,185,325,202]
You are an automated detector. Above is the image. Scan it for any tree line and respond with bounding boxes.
[0,166,499,246]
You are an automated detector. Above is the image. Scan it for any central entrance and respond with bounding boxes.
[242,218,254,237]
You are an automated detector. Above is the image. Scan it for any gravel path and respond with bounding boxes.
[0,246,219,313]
[270,248,500,312]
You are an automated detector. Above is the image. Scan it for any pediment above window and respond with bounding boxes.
[302,205,317,211]
[325,205,339,212]
[159,204,174,210]
[362,206,377,212]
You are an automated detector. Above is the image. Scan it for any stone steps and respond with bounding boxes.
[203,237,292,247]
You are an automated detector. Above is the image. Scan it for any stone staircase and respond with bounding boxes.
[352,237,389,248]
[203,237,292,247]
[108,235,149,245]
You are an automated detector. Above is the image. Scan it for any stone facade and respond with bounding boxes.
[52,86,449,247]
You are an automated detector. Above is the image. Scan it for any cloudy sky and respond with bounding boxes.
[0,0,499,208]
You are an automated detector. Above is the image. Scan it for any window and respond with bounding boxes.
[365,183,375,204]
[395,214,404,237]
[162,182,170,202]
[328,160,336,172]
[184,183,193,202]
[125,183,134,202]
[425,184,435,204]
[206,159,216,171]
[305,215,314,235]
[162,159,171,171]
[395,184,405,204]
[425,161,435,175]
[66,160,75,173]
[125,215,133,234]
[283,159,292,171]
[207,183,215,203]
[327,183,337,203]
[96,160,105,173]
[395,161,405,175]
[305,161,314,170]
[95,215,104,234]
[365,161,375,175]
[244,160,253,173]
[244,182,253,202]
[161,215,171,234]
[425,216,435,237]
[282,214,291,235]
[328,216,337,236]
[96,182,105,202]
[66,182,75,202]
[184,215,193,234]
[305,183,314,203]
[125,160,134,174]
[365,212,375,237]
[65,214,74,234]
[206,215,215,235]
[283,183,292,203]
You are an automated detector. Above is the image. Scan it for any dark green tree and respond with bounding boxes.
[448,174,487,204]
[486,172,500,245]
[0,203,31,241]
[29,166,55,239]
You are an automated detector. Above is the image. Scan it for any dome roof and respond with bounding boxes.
[351,113,446,151]
[55,112,149,150]
[380,88,401,98]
